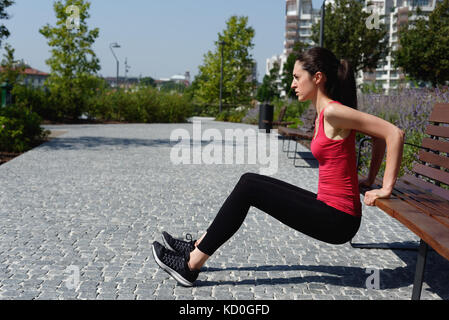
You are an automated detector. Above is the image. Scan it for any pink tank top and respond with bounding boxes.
[310,101,362,217]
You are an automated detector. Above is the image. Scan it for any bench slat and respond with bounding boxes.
[429,103,449,124]
[425,124,449,138]
[369,175,449,221]
[401,174,449,200]
[392,179,449,220]
[421,137,449,154]
[413,162,449,186]
[418,150,449,171]
[278,127,313,140]
[375,196,449,261]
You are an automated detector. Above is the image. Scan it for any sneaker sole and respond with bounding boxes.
[151,244,194,287]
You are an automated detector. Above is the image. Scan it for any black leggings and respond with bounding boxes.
[197,172,361,256]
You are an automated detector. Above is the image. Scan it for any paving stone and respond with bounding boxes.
[0,121,447,300]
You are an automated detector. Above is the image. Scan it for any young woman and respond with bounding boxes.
[152,47,404,287]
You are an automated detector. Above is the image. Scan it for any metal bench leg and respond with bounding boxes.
[411,239,428,300]
[287,139,297,159]
[285,138,291,155]
[293,139,298,165]
[282,136,289,152]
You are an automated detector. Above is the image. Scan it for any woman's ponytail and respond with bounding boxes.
[337,59,358,110]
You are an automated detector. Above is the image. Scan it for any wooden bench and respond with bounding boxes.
[355,102,449,300]
[278,105,316,166]
[262,106,295,128]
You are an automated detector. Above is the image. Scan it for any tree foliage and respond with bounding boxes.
[0,43,24,86]
[39,0,101,120]
[0,0,13,49]
[392,0,449,87]
[257,61,280,103]
[311,0,389,74]
[194,15,256,108]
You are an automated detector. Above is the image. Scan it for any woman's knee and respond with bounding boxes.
[239,172,260,183]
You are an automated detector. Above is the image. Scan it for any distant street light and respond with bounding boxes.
[110,42,121,88]
[125,57,131,90]
[219,40,226,114]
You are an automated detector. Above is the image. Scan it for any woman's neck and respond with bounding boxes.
[311,90,334,115]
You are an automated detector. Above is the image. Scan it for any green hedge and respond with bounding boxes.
[12,84,196,124]
[0,105,49,153]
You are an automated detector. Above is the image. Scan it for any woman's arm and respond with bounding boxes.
[325,104,405,206]
[360,136,386,188]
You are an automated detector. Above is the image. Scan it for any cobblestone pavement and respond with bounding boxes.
[0,120,448,300]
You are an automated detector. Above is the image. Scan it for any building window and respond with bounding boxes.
[287,3,296,15]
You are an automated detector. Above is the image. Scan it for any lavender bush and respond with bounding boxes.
[357,86,449,179]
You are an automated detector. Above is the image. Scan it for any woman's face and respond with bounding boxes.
[291,60,317,102]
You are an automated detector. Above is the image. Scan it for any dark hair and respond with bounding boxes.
[295,47,358,110]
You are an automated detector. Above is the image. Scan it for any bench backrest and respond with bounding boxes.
[405,103,449,201]
[278,106,287,122]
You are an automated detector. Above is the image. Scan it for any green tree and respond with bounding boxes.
[140,76,156,87]
[39,0,101,121]
[392,0,449,87]
[256,61,280,102]
[194,15,256,110]
[0,43,24,86]
[0,0,13,49]
[281,41,310,99]
[311,0,389,74]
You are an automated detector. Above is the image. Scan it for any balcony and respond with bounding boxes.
[286,15,299,23]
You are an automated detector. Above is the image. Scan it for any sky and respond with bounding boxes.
[2,0,324,82]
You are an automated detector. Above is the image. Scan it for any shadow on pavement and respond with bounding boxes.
[198,249,449,299]
[38,136,252,150]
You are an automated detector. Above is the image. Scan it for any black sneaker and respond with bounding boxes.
[162,231,196,255]
[151,241,199,287]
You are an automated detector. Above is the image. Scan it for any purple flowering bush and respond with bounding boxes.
[357,86,449,179]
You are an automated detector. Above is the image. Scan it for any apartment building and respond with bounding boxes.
[267,0,443,95]
[361,0,443,93]
[266,0,321,96]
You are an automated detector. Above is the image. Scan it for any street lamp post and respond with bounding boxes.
[319,1,326,47]
[219,40,226,114]
[110,42,121,88]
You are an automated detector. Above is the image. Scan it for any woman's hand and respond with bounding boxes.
[363,188,392,206]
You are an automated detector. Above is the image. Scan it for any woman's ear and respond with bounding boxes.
[314,72,325,86]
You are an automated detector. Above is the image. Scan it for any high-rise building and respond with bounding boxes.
[357,0,444,93]
[266,0,321,96]
[267,0,443,95]
[284,0,321,55]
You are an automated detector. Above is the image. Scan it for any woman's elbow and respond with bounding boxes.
[397,128,405,143]
[386,127,404,145]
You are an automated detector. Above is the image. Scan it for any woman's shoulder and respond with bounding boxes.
[323,102,361,134]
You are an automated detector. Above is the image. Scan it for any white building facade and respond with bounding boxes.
[266,0,443,95]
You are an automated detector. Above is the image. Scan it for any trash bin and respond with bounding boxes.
[1,83,13,107]
[258,102,274,133]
